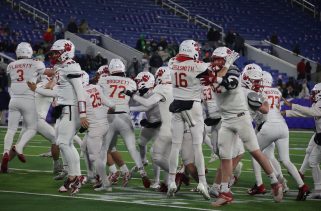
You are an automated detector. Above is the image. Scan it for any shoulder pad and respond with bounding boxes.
[247,92,264,110]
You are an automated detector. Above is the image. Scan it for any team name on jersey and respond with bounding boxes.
[106,79,129,85]
[9,63,32,69]
[263,89,279,95]
[172,64,195,72]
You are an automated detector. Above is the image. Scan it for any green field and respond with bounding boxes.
[0,128,320,211]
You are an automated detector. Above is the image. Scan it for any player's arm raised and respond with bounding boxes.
[285,103,321,118]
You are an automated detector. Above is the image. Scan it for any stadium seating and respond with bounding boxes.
[174,0,321,63]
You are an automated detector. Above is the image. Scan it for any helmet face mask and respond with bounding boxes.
[211,56,225,72]
[49,39,75,65]
[241,63,263,92]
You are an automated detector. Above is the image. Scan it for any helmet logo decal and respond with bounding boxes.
[142,75,150,82]
[64,43,72,52]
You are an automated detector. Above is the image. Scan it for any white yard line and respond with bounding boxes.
[0,190,220,211]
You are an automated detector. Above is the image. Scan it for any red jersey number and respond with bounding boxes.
[174,72,188,88]
[90,92,102,108]
[268,95,280,109]
[109,85,126,99]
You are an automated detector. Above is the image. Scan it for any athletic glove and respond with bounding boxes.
[224,51,240,69]
[200,71,217,86]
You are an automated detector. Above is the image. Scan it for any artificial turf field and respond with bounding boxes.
[0,127,320,211]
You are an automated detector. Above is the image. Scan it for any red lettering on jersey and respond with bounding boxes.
[106,79,129,85]
[172,64,195,72]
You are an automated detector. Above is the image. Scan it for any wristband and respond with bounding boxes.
[78,101,86,114]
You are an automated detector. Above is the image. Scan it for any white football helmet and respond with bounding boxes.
[155,66,171,85]
[135,71,155,92]
[50,39,75,64]
[211,47,232,71]
[262,71,273,87]
[97,65,109,76]
[109,59,125,75]
[16,42,33,59]
[241,63,263,92]
[311,83,321,102]
[178,40,200,60]
[81,71,89,86]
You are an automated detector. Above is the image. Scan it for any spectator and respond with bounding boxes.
[203,51,211,63]
[150,39,158,52]
[43,26,54,45]
[292,43,301,56]
[305,61,312,81]
[157,46,170,62]
[158,37,168,50]
[207,28,221,48]
[136,34,146,52]
[54,23,64,40]
[234,33,245,56]
[67,18,78,33]
[296,59,306,80]
[149,51,163,74]
[270,32,279,45]
[224,30,235,49]
[298,79,310,99]
[78,19,89,34]
[127,57,141,78]
[93,52,107,70]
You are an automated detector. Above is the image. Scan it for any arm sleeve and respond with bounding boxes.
[35,87,57,97]
[130,105,150,112]
[286,104,321,118]
[132,93,163,108]
[70,77,86,117]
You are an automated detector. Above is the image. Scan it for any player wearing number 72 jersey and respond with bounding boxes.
[1,42,52,173]
[97,58,151,189]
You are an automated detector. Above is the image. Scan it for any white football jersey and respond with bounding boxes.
[168,57,209,101]
[98,75,136,113]
[202,85,220,119]
[143,91,161,123]
[261,87,284,123]
[7,58,45,99]
[54,60,85,105]
[83,84,108,126]
[153,83,174,134]
[215,81,249,120]
[35,81,53,119]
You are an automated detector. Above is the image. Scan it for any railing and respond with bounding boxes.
[159,0,190,21]
[0,52,16,63]
[194,15,224,41]
[19,1,50,28]
[289,0,318,18]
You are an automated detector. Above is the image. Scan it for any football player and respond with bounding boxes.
[1,42,53,173]
[201,47,283,206]
[49,39,88,195]
[166,40,211,200]
[97,58,150,190]
[282,83,321,199]
[124,67,173,190]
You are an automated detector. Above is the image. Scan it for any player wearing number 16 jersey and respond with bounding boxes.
[1,42,52,173]
[97,58,151,189]
[167,40,210,200]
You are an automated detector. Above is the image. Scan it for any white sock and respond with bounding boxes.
[268,173,278,184]
[193,144,207,185]
[109,164,118,174]
[252,158,263,186]
[221,182,230,193]
[120,164,129,174]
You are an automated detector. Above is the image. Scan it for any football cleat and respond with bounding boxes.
[108,171,120,185]
[53,160,63,175]
[122,172,131,187]
[12,145,26,163]
[208,152,219,163]
[296,184,310,201]
[197,183,210,200]
[70,177,82,196]
[308,190,321,199]
[79,175,87,185]
[158,182,168,193]
[247,184,267,195]
[142,160,149,167]
[211,192,233,207]
[190,187,199,192]
[175,172,189,192]
[150,182,160,189]
[271,182,283,203]
[142,175,151,188]
[209,185,220,198]
[39,150,52,157]
[58,185,68,192]
[167,182,177,198]
[279,177,289,193]
[94,184,112,192]
[53,170,68,180]
[1,152,9,173]
[59,177,73,192]
[130,166,138,174]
